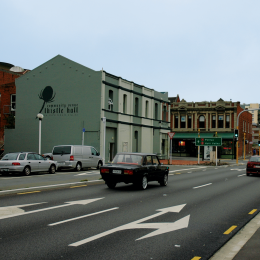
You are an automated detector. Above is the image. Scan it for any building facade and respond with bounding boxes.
[170,98,252,159]
[4,55,170,162]
[241,103,260,124]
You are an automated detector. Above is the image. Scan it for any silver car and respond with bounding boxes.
[0,152,57,176]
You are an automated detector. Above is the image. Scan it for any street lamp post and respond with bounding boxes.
[36,113,44,154]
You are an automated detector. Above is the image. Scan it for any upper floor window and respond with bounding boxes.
[123,94,127,114]
[135,97,139,116]
[174,115,178,128]
[155,103,158,120]
[218,115,223,128]
[188,115,192,128]
[225,115,230,128]
[199,115,205,128]
[163,105,167,121]
[108,90,113,111]
[145,101,149,118]
[212,115,216,128]
[181,116,186,128]
[11,94,16,111]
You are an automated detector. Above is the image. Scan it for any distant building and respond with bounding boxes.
[4,55,171,162]
[169,98,252,159]
[241,103,260,124]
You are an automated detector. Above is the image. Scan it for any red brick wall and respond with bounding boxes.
[0,70,20,144]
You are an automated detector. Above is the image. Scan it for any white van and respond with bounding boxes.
[52,145,103,171]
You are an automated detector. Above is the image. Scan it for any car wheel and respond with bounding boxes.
[23,166,31,176]
[96,161,103,170]
[106,181,116,189]
[49,165,56,174]
[75,163,82,171]
[160,173,168,186]
[140,176,148,190]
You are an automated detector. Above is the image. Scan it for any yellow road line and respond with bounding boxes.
[249,209,257,215]
[175,172,181,174]
[191,257,201,260]
[70,185,88,188]
[17,191,41,195]
[224,225,237,234]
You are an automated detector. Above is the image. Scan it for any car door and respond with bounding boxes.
[144,155,155,180]
[26,153,39,172]
[34,154,49,172]
[89,147,100,167]
[152,155,161,179]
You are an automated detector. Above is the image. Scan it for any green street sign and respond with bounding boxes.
[195,137,222,146]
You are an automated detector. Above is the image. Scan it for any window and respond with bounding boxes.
[108,90,113,111]
[155,103,158,120]
[135,98,139,116]
[175,116,178,128]
[218,115,223,128]
[91,147,98,156]
[163,105,167,121]
[212,115,216,128]
[34,154,45,160]
[225,115,230,128]
[152,156,159,165]
[11,94,16,111]
[145,155,152,165]
[188,115,192,128]
[134,130,138,152]
[145,101,149,117]
[181,116,186,128]
[27,154,36,160]
[123,94,127,113]
[199,115,205,128]
[18,153,26,160]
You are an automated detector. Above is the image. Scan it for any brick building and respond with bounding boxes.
[0,62,28,148]
[169,98,252,159]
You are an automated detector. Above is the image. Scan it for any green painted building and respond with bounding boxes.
[5,55,170,162]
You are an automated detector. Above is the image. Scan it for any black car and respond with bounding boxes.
[246,156,260,176]
[100,153,169,190]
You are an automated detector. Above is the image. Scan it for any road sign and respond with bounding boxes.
[195,137,222,146]
[168,132,175,139]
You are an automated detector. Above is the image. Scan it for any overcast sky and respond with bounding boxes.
[2,0,260,104]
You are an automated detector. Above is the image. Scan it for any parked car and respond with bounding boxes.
[52,145,103,171]
[246,156,260,176]
[42,153,53,160]
[0,152,57,176]
[100,153,169,190]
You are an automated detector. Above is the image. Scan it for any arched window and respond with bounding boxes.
[199,115,205,128]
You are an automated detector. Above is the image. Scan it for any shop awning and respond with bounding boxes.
[172,132,234,139]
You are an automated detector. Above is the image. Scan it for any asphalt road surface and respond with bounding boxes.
[1,164,260,260]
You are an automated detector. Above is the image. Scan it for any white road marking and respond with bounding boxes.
[0,198,104,220]
[75,171,100,176]
[0,202,47,218]
[231,168,246,171]
[49,207,119,226]
[169,167,206,173]
[69,204,189,246]
[193,183,212,189]
[238,174,246,177]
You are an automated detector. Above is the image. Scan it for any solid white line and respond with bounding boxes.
[169,167,207,173]
[238,174,246,177]
[193,183,212,189]
[49,207,119,226]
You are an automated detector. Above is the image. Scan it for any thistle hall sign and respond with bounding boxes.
[38,86,79,117]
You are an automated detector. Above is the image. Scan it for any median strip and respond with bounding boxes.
[223,225,237,234]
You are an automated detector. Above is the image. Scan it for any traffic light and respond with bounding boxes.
[234,129,238,138]
[258,141,260,147]
[214,132,218,137]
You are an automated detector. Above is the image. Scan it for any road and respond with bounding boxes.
[1,163,260,260]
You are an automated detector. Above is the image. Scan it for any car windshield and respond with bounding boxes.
[2,153,19,160]
[112,154,143,165]
[53,146,71,155]
[249,157,260,162]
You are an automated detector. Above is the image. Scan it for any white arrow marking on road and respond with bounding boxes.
[0,202,47,218]
[49,207,119,226]
[69,204,189,247]
[0,198,104,220]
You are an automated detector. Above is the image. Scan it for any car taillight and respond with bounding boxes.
[51,156,53,160]
[124,170,133,175]
[70,156,74,161]
[12,162,21,166]
[100,168,109,173]
[247,163,254,168]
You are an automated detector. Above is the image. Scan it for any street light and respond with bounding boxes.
[36,113,44,154]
